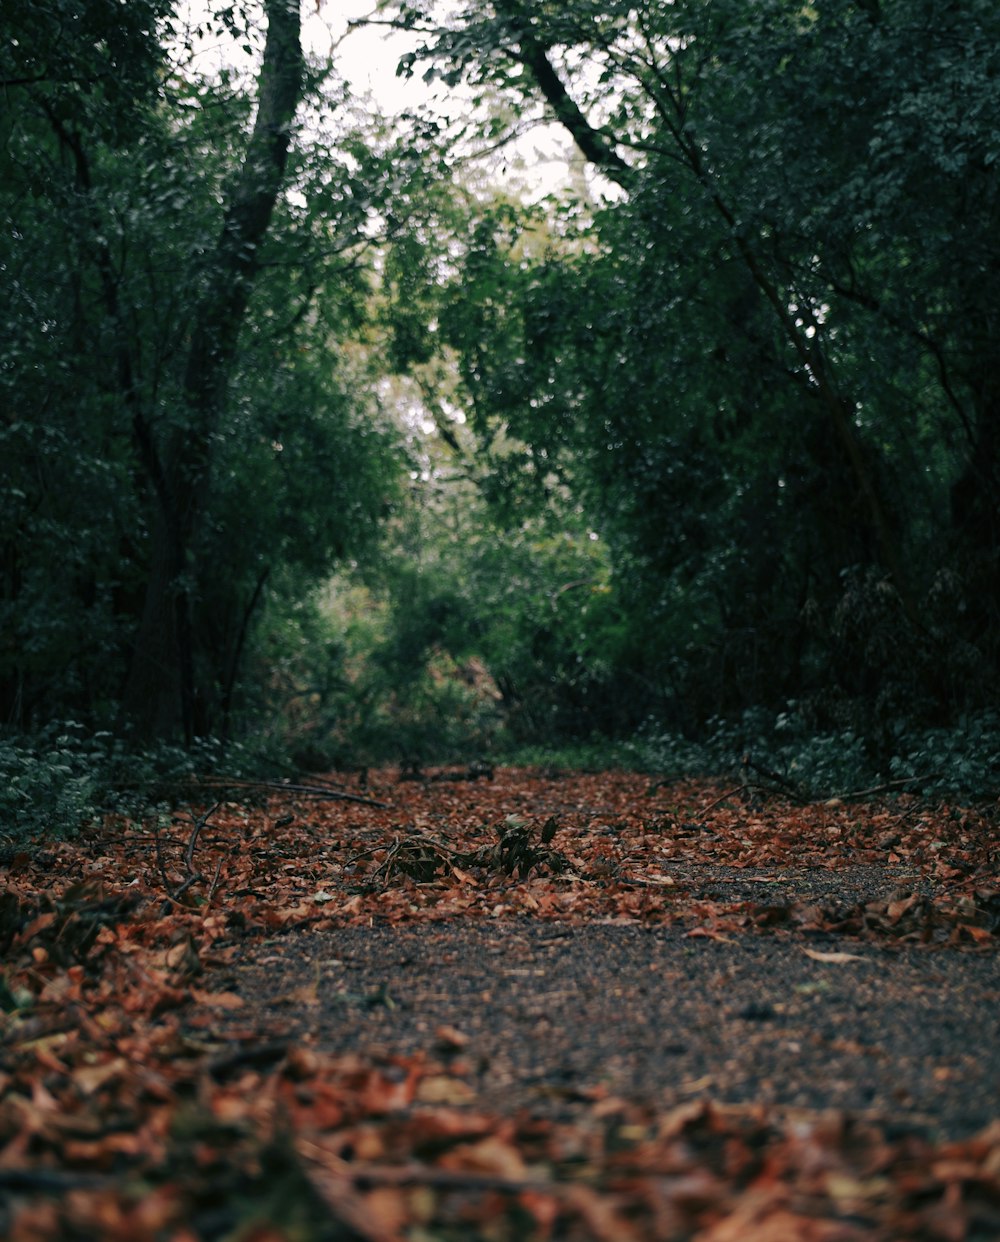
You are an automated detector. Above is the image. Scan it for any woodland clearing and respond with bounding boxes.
[1,767,998,1240]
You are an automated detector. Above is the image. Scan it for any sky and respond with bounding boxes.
[175,1,428,109]
[177,0,576,198]
[313,1,577,196]
[305,1,434,113]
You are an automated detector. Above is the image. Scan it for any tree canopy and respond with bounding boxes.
[3,0,999,782]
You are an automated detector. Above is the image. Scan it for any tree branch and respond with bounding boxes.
[512,37,634,187]
[512,28,917,621]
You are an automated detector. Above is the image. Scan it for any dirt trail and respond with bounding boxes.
[208,917,1000,1142]
[5,768,999,1240]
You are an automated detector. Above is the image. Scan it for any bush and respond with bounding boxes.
[0,724,283,846]
[0,723,105,842]
[890,711,1000,798]
[629,709,853,797]
[631,704,1000,801]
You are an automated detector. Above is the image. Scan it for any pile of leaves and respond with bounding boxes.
[1,768,998,1239]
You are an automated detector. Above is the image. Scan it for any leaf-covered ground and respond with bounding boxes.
[1,768,998,1240]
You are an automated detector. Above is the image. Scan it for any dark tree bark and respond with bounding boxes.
[120,0,304,742]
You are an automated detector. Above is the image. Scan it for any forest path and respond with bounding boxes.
[196,765,999,1144]
[210,917,1000,1141]
[4,768,999,1239]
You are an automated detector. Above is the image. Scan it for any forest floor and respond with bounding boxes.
[1,767,999,1240]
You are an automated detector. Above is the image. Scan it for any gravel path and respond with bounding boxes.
[211,918,1000,1141]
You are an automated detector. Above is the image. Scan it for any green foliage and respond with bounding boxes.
[891,712,1000,800]
[236,567,499,768]
[631,706,1000,801]
[4,0,1000,777]
[497,738,637,772]
[630,712,866,796]
[373,0,1000,748]
[0,720,292,846]
[0,725,104,843]
[0,3,411,739]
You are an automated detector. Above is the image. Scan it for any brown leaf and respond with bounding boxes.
[72,1058,129,1096]
[803,948,865,964]
[438,1134,527,1179]
[415,1075,477,1105]
[560,1184,644,1242]
[433,1024,469,1050]
[188,987,246,1010]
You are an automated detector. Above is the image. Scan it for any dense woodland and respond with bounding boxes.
[3,0,1000,808]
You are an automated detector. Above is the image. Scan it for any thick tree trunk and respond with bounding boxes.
[952,371,1000,549]
[951,369,1000,662]
[120,0,303,742]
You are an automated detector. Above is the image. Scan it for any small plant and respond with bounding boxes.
[490,814,564,878]
[629,708,877,799]
[0,723,106,842]
[0,724,289,848]
[631,705,1000,801]
[890,711,1000,798]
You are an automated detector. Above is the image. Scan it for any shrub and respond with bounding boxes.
[631,705,1000,801]
[0,725,281,846]
[0,723,104,842]
[890,711,1000,798]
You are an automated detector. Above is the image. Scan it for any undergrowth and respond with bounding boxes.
[629,707,1000,801]
[3,708,997,847]
[0,724,278,845]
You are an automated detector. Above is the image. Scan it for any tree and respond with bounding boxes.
[0,0,177,726]
[118,0,305,741]
[374,0,1000,733]
[0,1,407,742]
[5,0,998,757]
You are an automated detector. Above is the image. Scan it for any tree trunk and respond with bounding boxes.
[951,366,1000,664]
[120,0,304,742]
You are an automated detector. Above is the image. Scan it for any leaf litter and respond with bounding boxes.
[1,767,998,1239]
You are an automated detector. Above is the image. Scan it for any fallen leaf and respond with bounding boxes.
[438,1134,527,1178]
[415,1075,477,1105]
[803,948,865,964]
[434,1024,469,1050]
[1,768,996,1242]
[685,927,735,943]
[72,1058,129,1095]
[189,988,246,1010]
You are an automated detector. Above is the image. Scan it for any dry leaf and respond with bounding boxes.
[803,948,865,963]
[2,768,995,1242]
[189,987,246,1010]
[438,1134,527,1178]
[415,1074,477,1105]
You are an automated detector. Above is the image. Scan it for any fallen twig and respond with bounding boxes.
[155,802,220,907]
[366,831,456,886]
[695,783,753,819]
[817,775,943,803]
[207,855,224,902]
[742,755,806,799]
[183,801,219,873]
[194,776,389,808]
[296,1140,547,1197]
